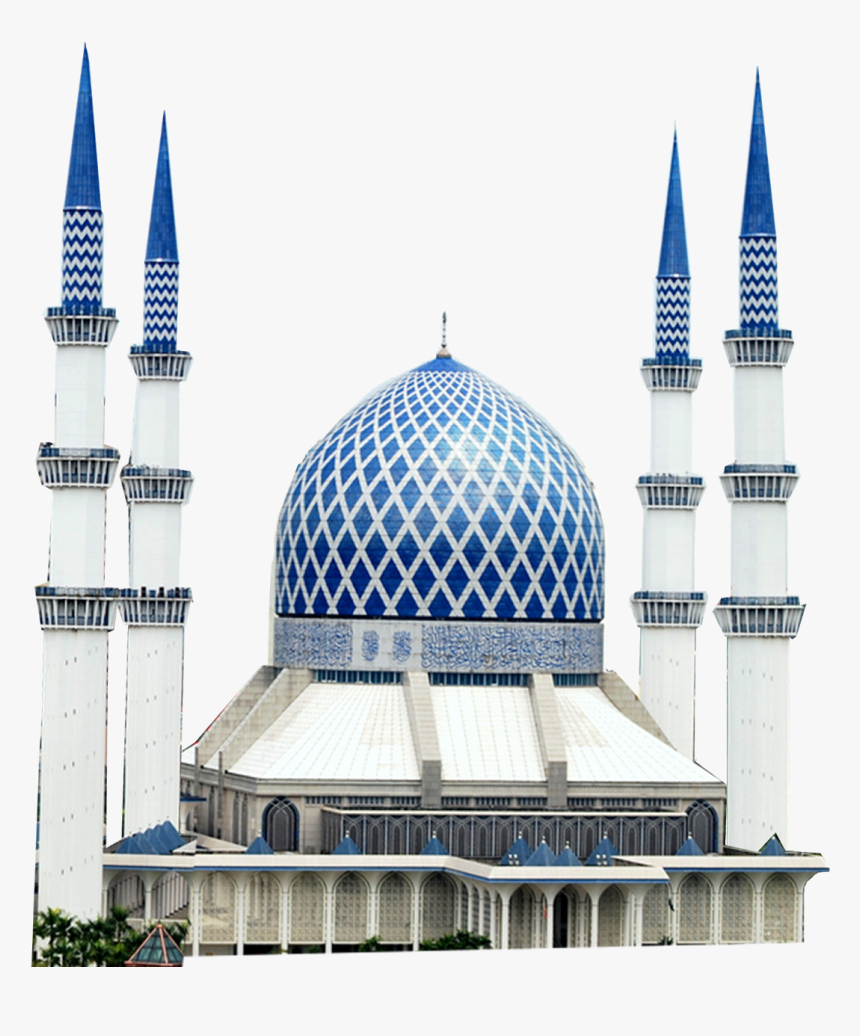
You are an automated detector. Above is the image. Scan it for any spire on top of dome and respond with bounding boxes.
[740,69,776,238]
[436,311,451,358]
[657,128,689,278]
[64,45,101,211]
[146,114,178,263]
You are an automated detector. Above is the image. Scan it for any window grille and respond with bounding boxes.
[347,796,386,806]
[314,669,402,684]
[678,874,713,944]
[421,874,456,942]
[482,890,491,941]
[517,797,547,807]
[200,873,236,943]
[378,873,412,943]
[245,872,281,944]
[687,801,717,853]
[552,673,599,686]
[460,886,469,930]
[471,886,480,932]
[642,885,670,945]
[429,672,528,686]
[442,797,471,807]
[290,873,325,944]
[307,796,343,805]
[643,798,679,809]
[264,797,299,851]
[334,873,369,943]
[598,886,624,946]
[508,887,535,949]
[763,874,796,943]
[475,797,511,807]
[718,873,754,943]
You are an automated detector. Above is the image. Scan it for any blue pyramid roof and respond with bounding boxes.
[115,834,147,855]
[760,834,787,856]
[553,845,583,867]
[420,835,449,856]
[657,130,689,277]
[500,836,532,866]
[245,835,275,855]
[146,114,179,262]
[64,46,101,210]
[158,820,185,851]
[144,825,172,854]
[333,834,363,855]
[585,836,618,866]
[524,841,557,866]
[675,835,705,856]
[131,830,159,854]
[741,70,776,237]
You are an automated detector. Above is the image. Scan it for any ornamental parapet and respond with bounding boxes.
[121,465,193,503]
[128,348,192,380]
[640,356,702,391]
[35,585,119,629]
[44,305,118,346]
[630,591,707,628]
[723,328,793,367]
[713,596,804,637]
[36,444,120,488]
[118,587,192,626]
[720,463,799,502]
[637,473,705,508]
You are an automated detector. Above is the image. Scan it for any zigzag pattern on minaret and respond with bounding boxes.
[655,276,690,357]
[62,209,103,309]
[739,236,778,330]
[143,261,179,350]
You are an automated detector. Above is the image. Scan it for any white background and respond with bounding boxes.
[4,0,854,1018]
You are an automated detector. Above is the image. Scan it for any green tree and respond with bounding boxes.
[419,929,491,951]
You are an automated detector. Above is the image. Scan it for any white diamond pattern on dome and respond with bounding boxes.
[276,358,604,621]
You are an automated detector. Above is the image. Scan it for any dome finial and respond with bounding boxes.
[436,311,451,358]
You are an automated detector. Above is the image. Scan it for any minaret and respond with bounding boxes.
[631,131,706,760]
[119,115,192,835]
[714,73,804,850]
[36,47,120,918]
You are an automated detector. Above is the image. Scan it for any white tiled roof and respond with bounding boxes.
[430,686,545,782]
[555,687,717,783]
[230,682,420,781]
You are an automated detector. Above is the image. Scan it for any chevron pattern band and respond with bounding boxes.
[655,275,690,358]
[143,261,179,351]
[739,236,778,331]
[62,208,103,312]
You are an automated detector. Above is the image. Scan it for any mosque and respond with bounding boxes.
[35,48,827,954]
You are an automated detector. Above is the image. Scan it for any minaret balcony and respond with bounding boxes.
[636,474,705,509]
[630,591,707,628]
[723,329,793,367]
[129,347,192,380]
[640,357,702,391]
[118,587,192,626]
[44,306,118,347]
[121,466,193,504]
[720,464,799,502]
[35,585,119,630]
[713,596,804,637]
[36,445,120,488]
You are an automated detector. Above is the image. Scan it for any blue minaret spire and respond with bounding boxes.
[61,45,104,314]
[738,70,778,330]
[143,114,179,351]
[655,130,691,359]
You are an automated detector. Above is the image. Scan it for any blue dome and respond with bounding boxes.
[275,355,604,622]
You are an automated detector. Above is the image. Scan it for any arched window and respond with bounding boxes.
[200,872,237,944]
[245,872,281,944]
[509,886,536,949]
[686,801,718,853]
[721,873,754,943]
[763,874,796,943]
[598,886,624,947]
[152,871,189,921]
[642,884,670,945]
[263,797,299,851]
[678,873,713,944]
[290,873,325,944]
[334,872,369,943]
[421,873,456,942]
[378,873,412,943]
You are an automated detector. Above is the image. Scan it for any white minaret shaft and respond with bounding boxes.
[36,48,120,920]
[119,115,193,837]
[714,73,804,850]
[631,132,705,761]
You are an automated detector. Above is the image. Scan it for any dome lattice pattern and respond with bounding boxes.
[276,356,603,621]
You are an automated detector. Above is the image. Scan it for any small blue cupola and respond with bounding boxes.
[585,836,618,866]
[420,834,449,856]
[675,835,705,856]
[524,840,557,866]
[500,835,532,866]
[333,834,363,855]
[553,843,583,867]
[760,834,788,856]
[245,835,275,855]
